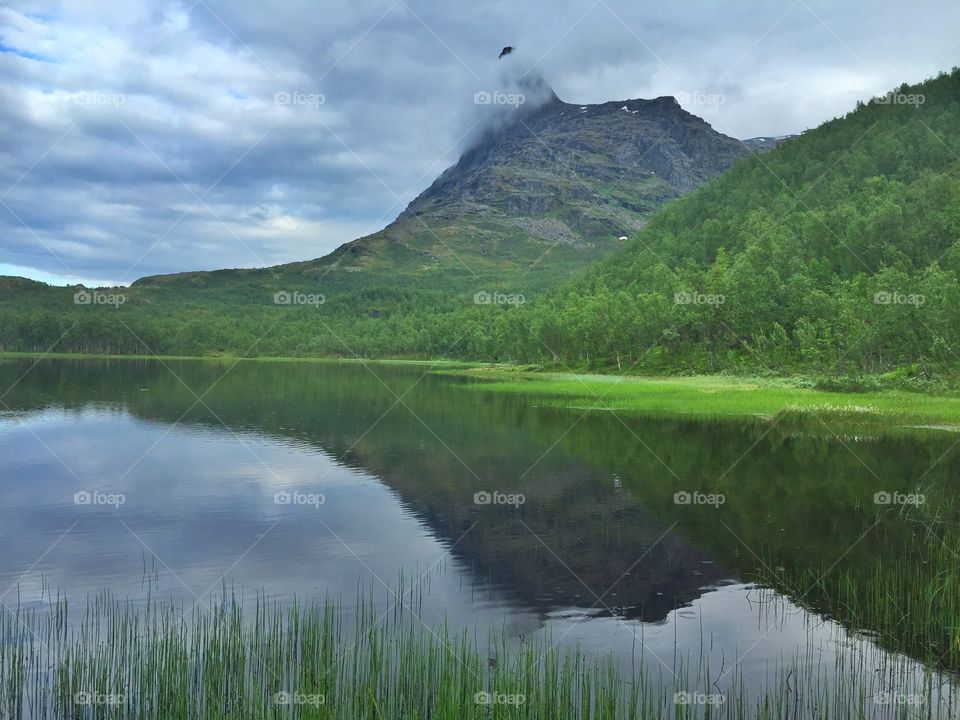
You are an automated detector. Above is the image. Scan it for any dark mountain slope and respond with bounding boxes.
[136,91,748,289]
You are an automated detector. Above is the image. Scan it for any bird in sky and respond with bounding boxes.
[499,46,514,59]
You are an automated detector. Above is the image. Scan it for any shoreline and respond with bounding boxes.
[0,351,478,367]
[4,352,959,428]
[446,366,960,429]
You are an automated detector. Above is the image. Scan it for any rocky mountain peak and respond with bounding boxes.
[312,80,751,280]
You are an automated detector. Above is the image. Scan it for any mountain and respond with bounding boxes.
[308,93,748,280]
[134,87,748,293]
[497,69,960,376]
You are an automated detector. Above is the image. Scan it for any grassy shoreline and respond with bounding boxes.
[448,367,960,429]
[4,352,959,429]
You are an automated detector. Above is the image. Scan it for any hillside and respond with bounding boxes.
[498,69,960,378]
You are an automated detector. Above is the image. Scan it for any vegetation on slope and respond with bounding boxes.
[499,69,960,376]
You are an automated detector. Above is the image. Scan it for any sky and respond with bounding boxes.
[2,1,959,287]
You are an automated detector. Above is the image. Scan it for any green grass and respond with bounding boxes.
[451,368,960,429]
[1,586,955,719]
[757,517,960,675]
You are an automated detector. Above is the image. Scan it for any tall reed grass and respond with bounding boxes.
[766,529,960,675]
[0,585,955,719]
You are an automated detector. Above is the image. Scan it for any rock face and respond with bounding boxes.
[316,92,750,280]
[410,96,746,216]
[742,135,799,153]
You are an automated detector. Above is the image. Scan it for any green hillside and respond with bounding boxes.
[500,68,960,379]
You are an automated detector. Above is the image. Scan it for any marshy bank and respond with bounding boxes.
[450,368,960,431]
[1,584,957,719]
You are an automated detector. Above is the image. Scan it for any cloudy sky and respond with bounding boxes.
[2,0,959,286]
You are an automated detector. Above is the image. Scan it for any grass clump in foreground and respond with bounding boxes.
[760,521,960,676]
[452,369,960,429]
[0,588,957,719]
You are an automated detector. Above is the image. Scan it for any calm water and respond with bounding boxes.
[1,358,957,714]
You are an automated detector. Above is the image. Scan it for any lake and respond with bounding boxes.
[0,357,957,717]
